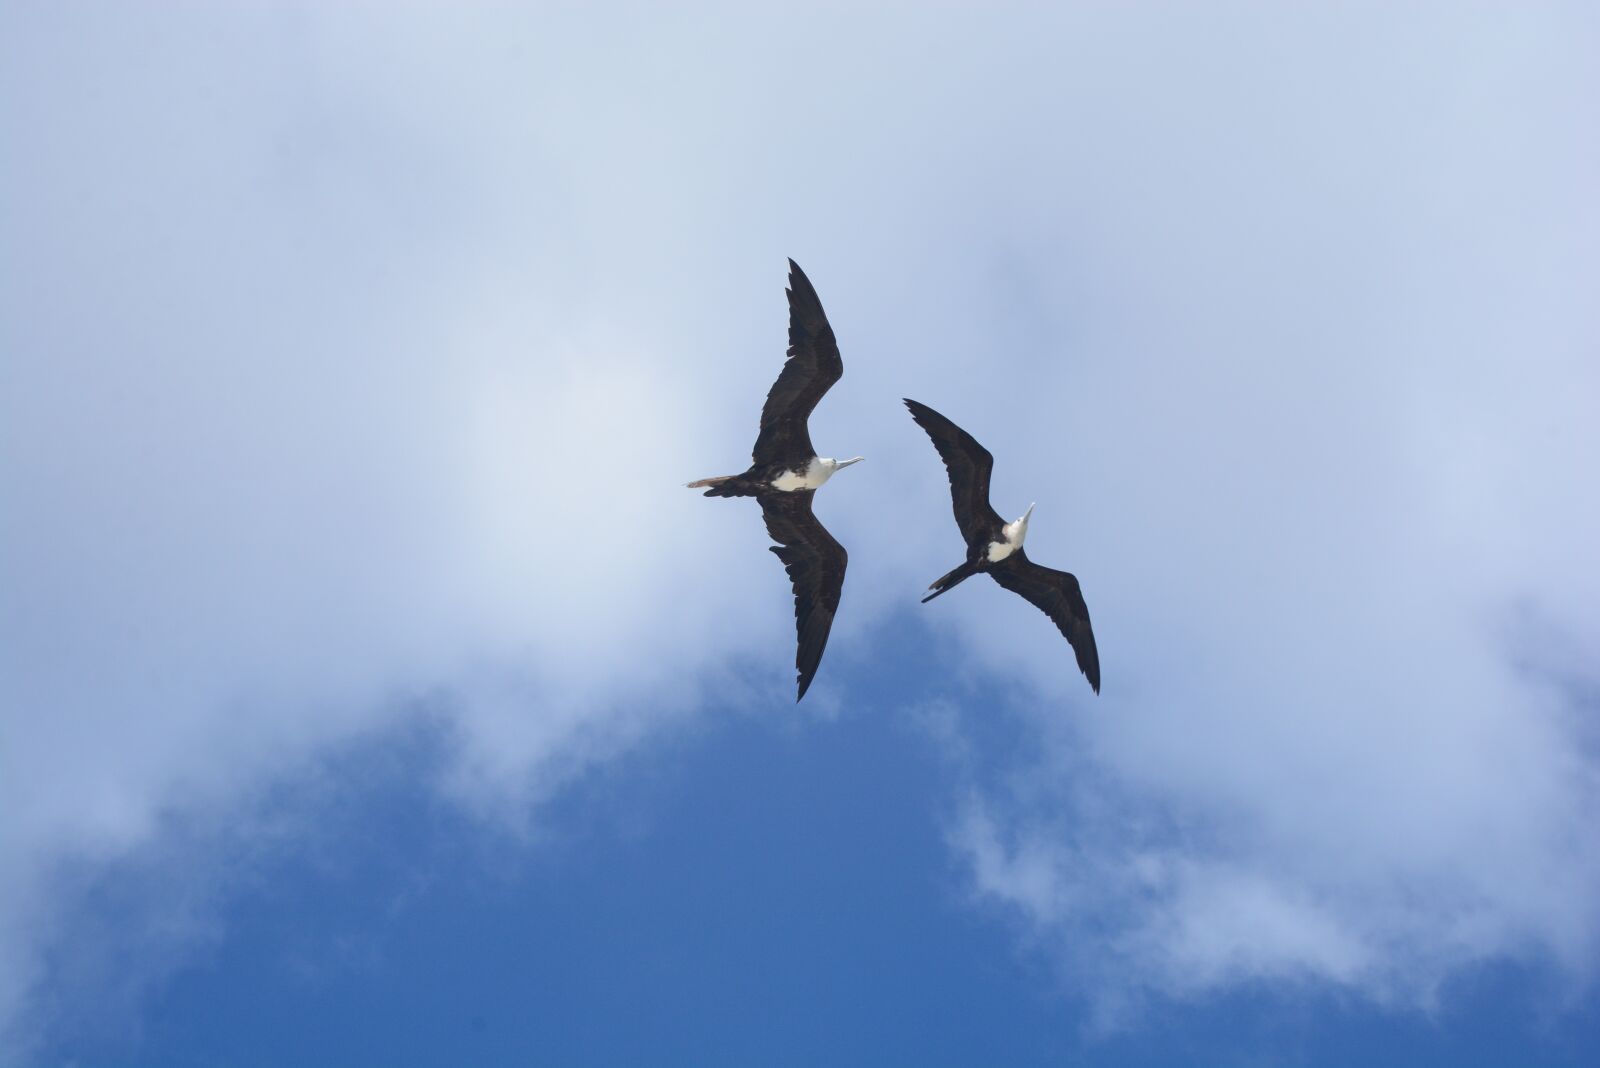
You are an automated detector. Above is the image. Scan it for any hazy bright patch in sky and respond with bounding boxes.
[2,2,1599,1064]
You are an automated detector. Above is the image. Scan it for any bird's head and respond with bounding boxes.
[826,456,865,473]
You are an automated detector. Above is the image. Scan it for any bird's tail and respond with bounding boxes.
[686,475,762,497]
[922,561,978,603]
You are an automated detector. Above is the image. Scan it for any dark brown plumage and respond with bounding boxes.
[905,398,1101,694]
[753,259,843,468]
[759,490,848,701]
[687,261,855,701]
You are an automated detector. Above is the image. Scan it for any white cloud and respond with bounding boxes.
[3,1,1599,1055]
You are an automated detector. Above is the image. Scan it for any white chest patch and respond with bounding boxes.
[985,539,1018,563]
[771,458,830,492]
[986,517,1028,562]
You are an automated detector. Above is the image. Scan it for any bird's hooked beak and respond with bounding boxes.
[837,456,864,469]
[1022,502,1035,524]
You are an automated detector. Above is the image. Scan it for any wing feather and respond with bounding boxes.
[752,260,843,466]
[903,398,1003,544]
[989,551,1101,694]
[759,491,849,700]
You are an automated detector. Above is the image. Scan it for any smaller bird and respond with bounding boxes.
[904,398,1100,694]
[688,260,863,700]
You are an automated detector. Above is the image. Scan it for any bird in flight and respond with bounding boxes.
[904,398,1100,694]
[688,260,863,700]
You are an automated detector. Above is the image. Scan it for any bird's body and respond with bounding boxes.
[904,398,1100,694]
[772,456,847,493]
[690,454,858,496]
[688,261,862,700]
[984,513,1030,563]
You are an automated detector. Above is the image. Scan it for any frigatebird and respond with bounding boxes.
[904,398,1100,694]
[688,260,863,700]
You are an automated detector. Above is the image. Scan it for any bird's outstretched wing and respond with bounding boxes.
[752,260,844,466]
[759,490,848,701]
[989,551,1101,694]
[903,398,1004,544]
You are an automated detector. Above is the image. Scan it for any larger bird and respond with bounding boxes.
[688,260,863,700]
[904,398,1100,694]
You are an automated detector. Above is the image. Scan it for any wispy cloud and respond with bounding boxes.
[3,1,1598,1055]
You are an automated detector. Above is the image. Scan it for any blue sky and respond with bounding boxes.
[4,3,1599,1065]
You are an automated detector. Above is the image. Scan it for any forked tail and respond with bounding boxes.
[922,560,978,603]
[686,475,762,498]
